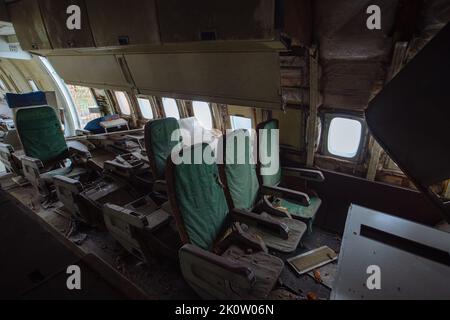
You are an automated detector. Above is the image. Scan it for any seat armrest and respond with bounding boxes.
[0,142,14,153]
[103,203,148,228]
[179,244,255,288]
[261,185,310,206]
[53,175,83,190]
[75,129,91,136]
[282,166,325,182]
[21,156,45,192]
[67,141,92,160]
[21,156,44,170]
[231,208,289,239]
[152,180,167,194]
[215,222,268,254]
[53,175,84,217]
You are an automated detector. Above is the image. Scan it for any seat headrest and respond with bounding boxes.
[6,92,47,109]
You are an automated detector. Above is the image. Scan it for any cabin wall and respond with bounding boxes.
[286,169,443,235]
[0,56,56,93]
[0,56,67,127]
[10,58,54,91]
[0,58,31,93]
[272,108,306,151]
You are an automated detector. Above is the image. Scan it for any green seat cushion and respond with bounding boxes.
[16,106,68,163]
[173,143,229,250]
[258,119,281,187]
[272,196,321,220]
[224,130,259,211]
[145,118,180,179]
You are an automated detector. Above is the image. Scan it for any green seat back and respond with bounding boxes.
[258,119,281,187]
[224,130,260,211]
[173,143,229,250]
[145,118,180,179]
[16,106,68,163]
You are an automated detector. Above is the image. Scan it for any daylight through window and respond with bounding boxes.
[66,85,101,128]
[137,97,154,119]
[327,117,362,158]
[230,115,252,131]
[192,101,213,129]
[114,91,131,116]
[162,98,180,120]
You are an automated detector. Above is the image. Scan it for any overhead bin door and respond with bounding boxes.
[85,0,160,47]
[125,51,282,109]
[39,0,94,49]
[7,0,51,50]
[157,0,276,43]
[48,55,132,90]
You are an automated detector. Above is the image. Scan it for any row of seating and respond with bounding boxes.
[0,92,325,299]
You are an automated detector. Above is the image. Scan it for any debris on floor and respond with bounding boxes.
[288,246,338,276]
[69,232,88,245]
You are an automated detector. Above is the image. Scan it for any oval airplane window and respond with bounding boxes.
[327,117,362,158]
[114,91,131,116]
[192,101,213,129]
[137,97,154,119]
[162,97,180,120]
[230,115,252,131]
[67,85,101,128]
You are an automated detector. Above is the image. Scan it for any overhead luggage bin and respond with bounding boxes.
[7,0,311,53]
[39,0,94,49]
[47,54,133,90]
[125,51,283,109]
[85,0,160,47]
[7,0,51,51]
[157,0,276,43]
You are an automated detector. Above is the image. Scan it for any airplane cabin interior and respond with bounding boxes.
[0,0,449,302]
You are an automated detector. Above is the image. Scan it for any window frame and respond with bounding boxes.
[321,113,367,162]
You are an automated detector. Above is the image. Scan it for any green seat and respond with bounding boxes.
[223,130,259,212]
[15,105,88,200]
[144,118,180,180]
[257,119,324,233]
[167,143,288,299]
[16,106,68,164]
[223,130,307,252]
[172,143,228,250]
